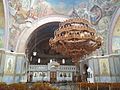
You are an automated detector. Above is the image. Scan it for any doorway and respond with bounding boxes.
[50,71,57,83]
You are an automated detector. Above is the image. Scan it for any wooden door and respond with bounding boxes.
[50,72,57,83]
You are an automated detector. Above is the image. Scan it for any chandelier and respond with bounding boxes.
[49,18,103,63]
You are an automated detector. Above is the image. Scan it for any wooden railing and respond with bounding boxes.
[52,82,120,90]
[0,82,59,90]
[0,82,120,90]
[78,82,120,90]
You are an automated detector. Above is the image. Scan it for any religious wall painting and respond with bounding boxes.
[4,54,16,75]
[98,16,109,32]
[101,1,116,16]
[8,0,108,51]
[8,0,56,50]
[8,0,90,51]
[90,5,102,25]
[95,0,120,15]
[8,0,31,50]
[63,72,67,77]
[75,2,89,19]
[0,0,5,48]
[112,16,120,52]
[97,16,110,54]
[99,58,110,76]
[46,0,88,15]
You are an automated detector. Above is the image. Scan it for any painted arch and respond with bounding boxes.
[109,8,120,53]
[15,15,68,53]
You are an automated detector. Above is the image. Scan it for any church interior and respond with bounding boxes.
[0,0,120,90]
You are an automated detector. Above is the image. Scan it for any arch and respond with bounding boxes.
[108,7,120,53]
[15,15,69,53]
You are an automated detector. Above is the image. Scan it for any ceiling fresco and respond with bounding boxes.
[7,0,120,54]
[46,0,87,15]
[8,0,88,51]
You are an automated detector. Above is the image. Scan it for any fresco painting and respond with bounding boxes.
[99,58,110,76]
[113,16,120,37]
[8,0,88,50]
[7,0,120,54]
[112,16,120,52]
[4,54,16,75]
[90,5,102,25]
[0,0,5,48]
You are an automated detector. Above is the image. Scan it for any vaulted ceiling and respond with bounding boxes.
[26,22,73,65]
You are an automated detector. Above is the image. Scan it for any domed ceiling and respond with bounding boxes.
[2,0,120,55]
[8,0,88,51]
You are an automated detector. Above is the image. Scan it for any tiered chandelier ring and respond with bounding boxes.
[49,18,103,63]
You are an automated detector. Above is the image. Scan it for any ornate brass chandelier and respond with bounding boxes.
[49,18,103,63]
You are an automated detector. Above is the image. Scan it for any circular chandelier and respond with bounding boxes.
[49,18,103,63]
